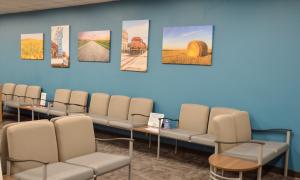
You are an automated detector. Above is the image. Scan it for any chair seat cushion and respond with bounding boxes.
[33,106,48,114]
[108,118,146,130]
[5,101,20,108]
[14,162,94,180]
[190,134,215,146]
[48,109,67,116]
[222,141,288,165]
[89,114,109,126]
[160,128,199,141]
[66,152,130,176]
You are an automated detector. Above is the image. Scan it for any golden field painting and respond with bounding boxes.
[162,25,213,65]
[20,33,44,60]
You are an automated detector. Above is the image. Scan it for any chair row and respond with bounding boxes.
[156,104,291,179]
[73,93,153,138]
[1,83,41,122]
[1,115,133,180]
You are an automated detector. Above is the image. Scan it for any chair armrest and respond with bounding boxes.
[130,113,149,118]
[95,138,134,158]
[252,128,292,145]
[8,157,49,165]
[214,140,265,145]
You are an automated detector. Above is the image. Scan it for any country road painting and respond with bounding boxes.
[121,20,149,72]
[162,25,213,65]
[20,33,43,60]
[78,30,110,62]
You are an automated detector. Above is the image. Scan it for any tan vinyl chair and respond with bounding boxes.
[4,84,28,122]
[213,111,291,180]
[52,115,133,179]
[189,107,240,147]
[66,90,88,114]
[4,120,94,180]
[32,89,71,119]
[109,97,153,137]
[157,104,209,159]
[1,83,16,103]
[86,93,110,125]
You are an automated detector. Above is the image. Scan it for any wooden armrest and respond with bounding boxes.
[130,113,150,118]
[67,103,86,107]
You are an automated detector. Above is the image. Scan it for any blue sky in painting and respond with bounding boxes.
[163,25,213,50]
[122,20,149,44]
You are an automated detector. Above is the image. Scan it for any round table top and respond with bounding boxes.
[209,154,260,172]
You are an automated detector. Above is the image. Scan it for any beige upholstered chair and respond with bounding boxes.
[213,111,291,179]
[157,104,209,159]
[32,89,71,119]
[85,92,110,125]
[67,90,88,113]
[4,120,94,180]
[4,84,29,122]
[52,115,133,179]
[189,107,240,147]
[109,97,153,137]
[1,83,16,103]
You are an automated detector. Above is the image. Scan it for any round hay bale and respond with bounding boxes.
[186,40,208,58]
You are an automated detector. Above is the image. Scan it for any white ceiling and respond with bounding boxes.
[0,0,116,15]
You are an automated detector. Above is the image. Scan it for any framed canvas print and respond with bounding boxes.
[162,25,213,65]
[20,33,44,60]
[78,30,111,62]
[120,20,149,72]
[51,25,70,68]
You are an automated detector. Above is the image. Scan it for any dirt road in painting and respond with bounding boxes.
[121,51,148,71]
[78,41,109,62]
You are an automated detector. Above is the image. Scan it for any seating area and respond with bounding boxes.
[0,1,299,180]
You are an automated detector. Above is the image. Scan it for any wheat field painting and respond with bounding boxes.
[162,25,213,65]
[20,33,44,60]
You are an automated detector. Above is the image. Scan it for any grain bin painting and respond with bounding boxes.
[162,25,213,65]
[78,30,110,62]
[51,25,70,68]
[121,20,149,72]
[20,33,44,60]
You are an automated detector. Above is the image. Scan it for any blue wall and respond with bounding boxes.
[0,0,299,172]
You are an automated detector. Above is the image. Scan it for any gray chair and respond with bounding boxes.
[52,115,133,179]
[213,111,291,180]
[4,120,94,180]
[32,89,71,119]
[1,83,16,103]
[4,84,29,122]
[157,104,209,159]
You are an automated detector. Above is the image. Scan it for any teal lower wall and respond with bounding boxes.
[0,0,299,172]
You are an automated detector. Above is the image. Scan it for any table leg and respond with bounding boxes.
[148,134,152,149]
[239,171,243,180]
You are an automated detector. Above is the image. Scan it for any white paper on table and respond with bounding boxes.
[148,113,164,128]
[40,92,47,106]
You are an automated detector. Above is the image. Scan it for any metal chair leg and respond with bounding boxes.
[174,139,178,154]
[157,135,160,159]
[257,167,262,180]
[32,109,34,121]
[284,149,289,177]
[18,107,20,122]
[128,164,132,180]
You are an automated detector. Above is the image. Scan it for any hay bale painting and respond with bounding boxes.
[162,25,213,65]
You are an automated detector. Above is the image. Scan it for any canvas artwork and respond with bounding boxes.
[78,30,110,62]
[121,20,149,72]
[51,25,70,68]
[20,33,44,60]
[162,25,213,65]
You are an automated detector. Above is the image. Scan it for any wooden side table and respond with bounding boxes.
[133,126,159,148]
[209,154,260,180]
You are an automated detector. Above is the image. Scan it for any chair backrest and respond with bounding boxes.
[108,95,130,120]
[88,93,110,115]
[24,86,41,105]
[52,89,71,111]
[178,104,210,134]
[2,83,16,101]
[213,111,252,153]
[6,120,59,174]
[207,107,240,135]
[1,123,18,174]
[53,116,96,161]
[68,90,88,113]
[12,84,28,103]
[128,98,153,124]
